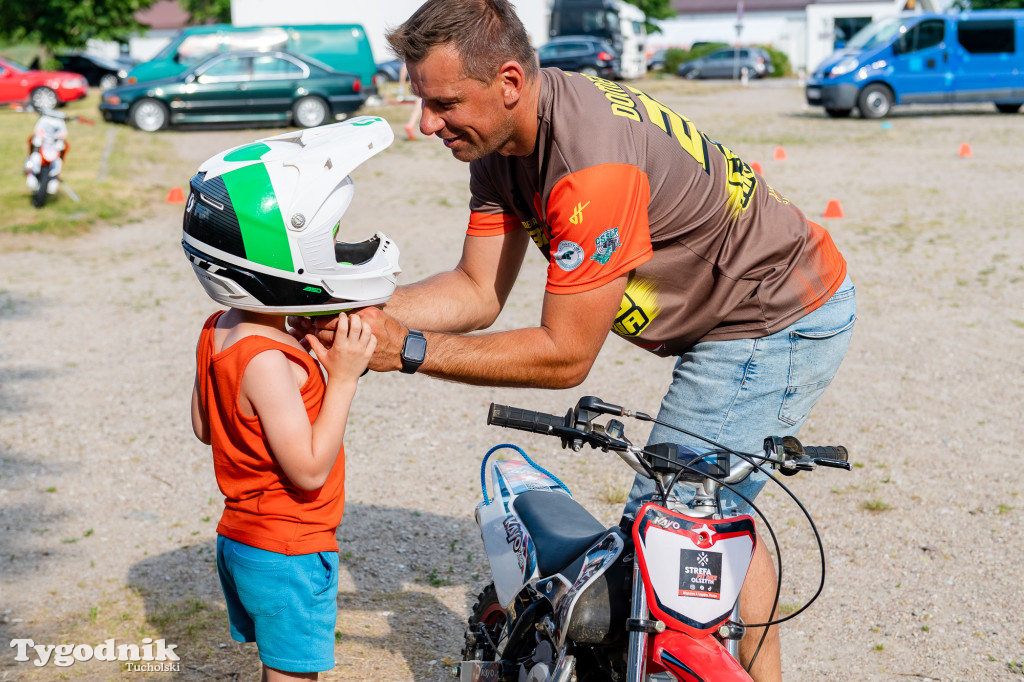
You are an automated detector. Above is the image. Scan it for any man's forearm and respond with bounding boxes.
[384,268,502,334]
[416,327,596,389]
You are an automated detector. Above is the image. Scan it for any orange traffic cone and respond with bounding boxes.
[773,146,787,161]
[958,143,973,158]
[750,160,763,175]
[823,199,844,219]
[166,186,185,204]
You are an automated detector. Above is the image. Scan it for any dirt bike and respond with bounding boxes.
[23,107,86,208]
[457,396,851,681]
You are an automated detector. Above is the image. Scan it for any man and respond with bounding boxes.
[308,1,855,678]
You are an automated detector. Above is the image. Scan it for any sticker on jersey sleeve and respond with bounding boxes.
[591,227,621,265]
[554,240,585,271]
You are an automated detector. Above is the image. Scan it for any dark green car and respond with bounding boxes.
[99,50,365,132]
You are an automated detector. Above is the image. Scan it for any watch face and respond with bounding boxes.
[404,334,427,362]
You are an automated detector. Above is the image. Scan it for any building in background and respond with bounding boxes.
[653,0,945,74]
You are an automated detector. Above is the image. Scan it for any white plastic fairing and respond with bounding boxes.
[476,460,570,608]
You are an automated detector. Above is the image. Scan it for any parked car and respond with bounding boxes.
[537,36,619,78]
[55,53,135,90]
[375,58,404,84]
[125,23,378,95]
[676,47,774,79]
[647,48,667,71]
[0,57,89,110]
[806,10,1024,119]
[100,50,365,132]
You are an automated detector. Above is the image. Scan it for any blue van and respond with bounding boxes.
[806,11,1024,118]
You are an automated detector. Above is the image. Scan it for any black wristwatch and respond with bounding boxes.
[400,329,427,374]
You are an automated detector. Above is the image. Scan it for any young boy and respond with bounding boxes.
[191,309,372,680]
[184,118,401,680]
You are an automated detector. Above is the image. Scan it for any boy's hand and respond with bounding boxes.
[305,313,375,381]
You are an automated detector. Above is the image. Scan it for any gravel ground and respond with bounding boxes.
[1,80,1022,681]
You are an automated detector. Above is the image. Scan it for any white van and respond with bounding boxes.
[550,0,648,79]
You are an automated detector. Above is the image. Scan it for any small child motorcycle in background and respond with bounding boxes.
[458,396,851,681]
[23,108,84,208]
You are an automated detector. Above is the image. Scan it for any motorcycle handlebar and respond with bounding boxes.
[487,404,567,435]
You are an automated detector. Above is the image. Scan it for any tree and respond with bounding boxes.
[181,0,231,24]
[624,0,676,35]
[0,0,155,51]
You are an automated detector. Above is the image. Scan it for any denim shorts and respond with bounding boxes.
[216,535,338,673]
[624,275,856,518]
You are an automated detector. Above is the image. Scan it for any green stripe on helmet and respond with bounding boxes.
[224,143,271,162]
[221,163,293,271]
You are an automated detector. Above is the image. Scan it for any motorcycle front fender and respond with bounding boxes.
[647,629,752,682]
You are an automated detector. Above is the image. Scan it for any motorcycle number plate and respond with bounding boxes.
[632,503,756,636]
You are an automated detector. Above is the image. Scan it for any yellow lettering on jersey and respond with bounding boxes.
[704,135,757,214]
[584,74,642,122]
[613,278,661,337]
[522,217,549,249]
[625,86,709,174]
[767,184,791,206]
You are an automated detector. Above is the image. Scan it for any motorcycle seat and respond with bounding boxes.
[513,490,608,577]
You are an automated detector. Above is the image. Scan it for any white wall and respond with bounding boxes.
[231,0,554,62]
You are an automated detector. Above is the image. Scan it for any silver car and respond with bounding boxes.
[676,47,775,80]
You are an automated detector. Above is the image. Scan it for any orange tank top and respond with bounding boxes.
[195,311,345,555]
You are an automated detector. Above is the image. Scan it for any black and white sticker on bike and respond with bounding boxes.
[678,549,722,599]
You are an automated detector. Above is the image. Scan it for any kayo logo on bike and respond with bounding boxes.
[502,517,527,570]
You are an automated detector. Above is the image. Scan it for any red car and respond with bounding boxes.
[0,57,89,110]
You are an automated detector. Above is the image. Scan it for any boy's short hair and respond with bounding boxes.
[386,0,538,84]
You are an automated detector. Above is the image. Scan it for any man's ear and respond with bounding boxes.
[497,60,527,106]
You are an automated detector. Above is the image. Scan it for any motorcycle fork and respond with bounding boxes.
[625,553,648,682]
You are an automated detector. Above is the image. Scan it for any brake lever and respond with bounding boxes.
[812,457,852,471]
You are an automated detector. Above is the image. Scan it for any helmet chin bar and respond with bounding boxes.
[184,240,394,315]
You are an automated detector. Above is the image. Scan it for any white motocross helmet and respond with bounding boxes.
[182,116,400,314]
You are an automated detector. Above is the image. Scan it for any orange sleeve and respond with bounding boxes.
[544,163,652,294]
[467,211,520,237]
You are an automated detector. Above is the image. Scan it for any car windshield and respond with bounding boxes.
[2,58,28,73]
[846,17,904,50]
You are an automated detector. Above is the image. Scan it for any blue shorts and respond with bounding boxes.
[216,535,338,673]
[624,275,856,518]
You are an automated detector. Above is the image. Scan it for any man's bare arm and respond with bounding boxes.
[359,273,628,388]
[383,229,531,333]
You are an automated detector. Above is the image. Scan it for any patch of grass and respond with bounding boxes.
[996,504,1014,515]
[0,92,183,237]
[598,479,630,505]
[862,499,891,512]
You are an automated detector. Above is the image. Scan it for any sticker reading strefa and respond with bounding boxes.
[679,549,722,599]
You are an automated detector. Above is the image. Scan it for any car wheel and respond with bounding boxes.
[129,98,168,132]
[995,103,1022,114]
[30,87,58,111]
[683,69,700,80]
[293,96,330,128]
[858,83,893,119]
[99,74,120,90]
[825,107,852,118]
[579,66,599,78]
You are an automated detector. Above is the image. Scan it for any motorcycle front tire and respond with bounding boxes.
[32,165,50,209]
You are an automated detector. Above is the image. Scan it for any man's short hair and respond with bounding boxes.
[386,0,538,83]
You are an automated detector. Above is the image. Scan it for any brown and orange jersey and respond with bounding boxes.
[468,68,846,356]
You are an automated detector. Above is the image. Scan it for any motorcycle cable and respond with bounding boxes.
[639,440,784,673]
[636,415,831,667]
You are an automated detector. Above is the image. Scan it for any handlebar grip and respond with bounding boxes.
[803,445,849,462]
[488,404,566,435]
